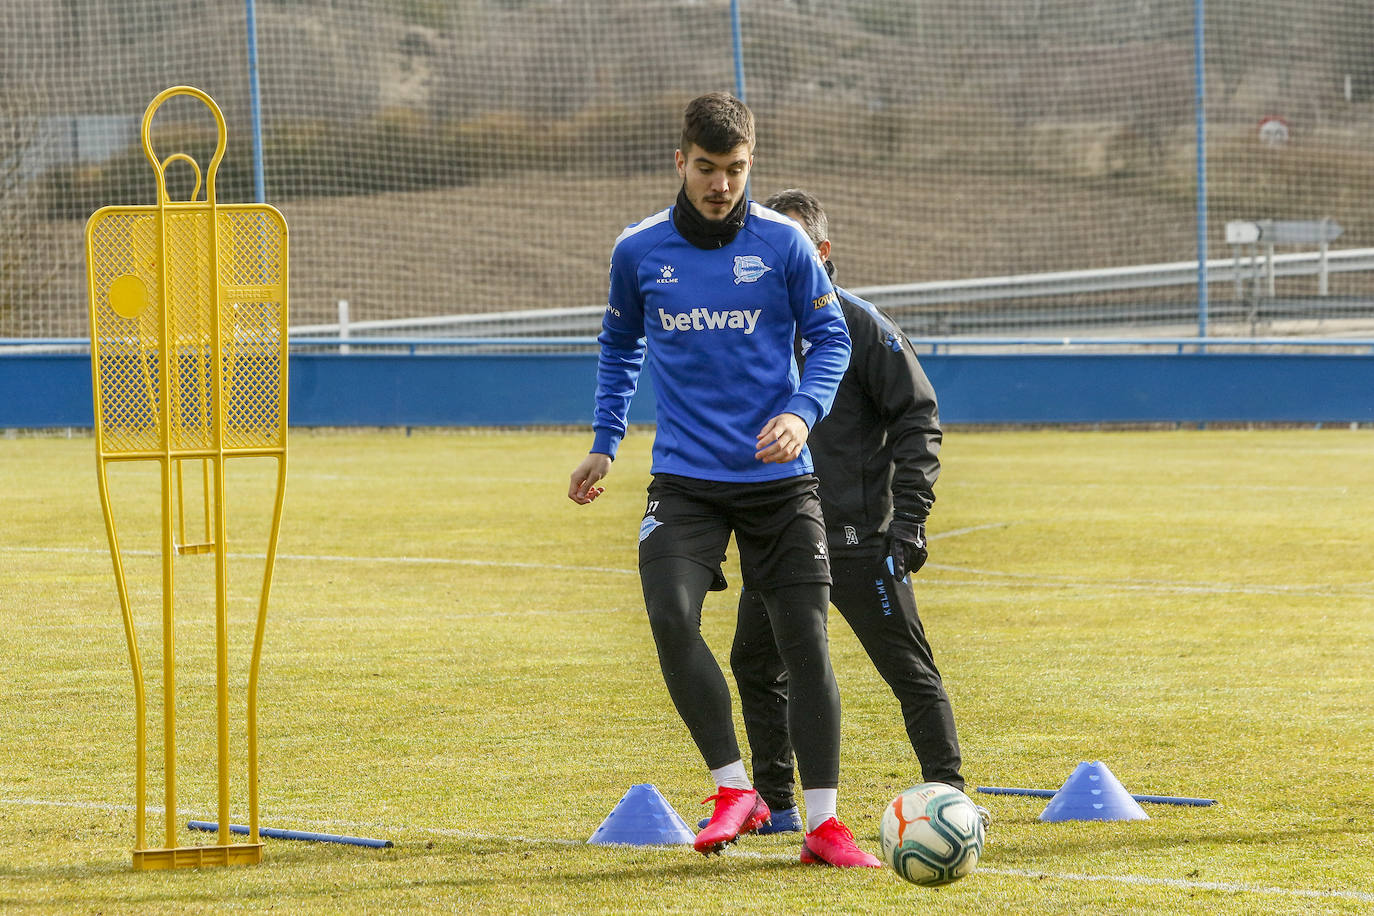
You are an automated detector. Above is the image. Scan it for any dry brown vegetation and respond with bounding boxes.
[9,0,1374,335]
[33,126,1374,338]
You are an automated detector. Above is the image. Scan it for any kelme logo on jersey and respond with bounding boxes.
[657,265,678,284]
[733,255,772,284]
[658,307,761,334]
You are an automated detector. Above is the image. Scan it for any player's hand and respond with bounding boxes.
[755,413,809,463]
[568,453,612,504]
[884,512,928,580]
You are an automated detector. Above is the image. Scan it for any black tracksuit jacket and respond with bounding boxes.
[803,265,942,555]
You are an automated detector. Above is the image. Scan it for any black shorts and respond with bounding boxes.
[638,473,831,591]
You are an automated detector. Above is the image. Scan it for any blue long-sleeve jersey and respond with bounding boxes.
[591,201,851,482]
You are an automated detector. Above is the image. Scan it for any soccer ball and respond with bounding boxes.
[879,782,984,886]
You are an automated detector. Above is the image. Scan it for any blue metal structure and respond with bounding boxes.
[1194,0,1209,338]
[245,0,266,203]
[188,820,392,849]
[730,0,747,102]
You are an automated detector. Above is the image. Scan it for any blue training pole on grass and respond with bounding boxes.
[188,820,394,848]
[976,787,1216,807]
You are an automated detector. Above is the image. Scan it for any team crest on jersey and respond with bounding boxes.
[844,525,859,546]
[733,255,772,284]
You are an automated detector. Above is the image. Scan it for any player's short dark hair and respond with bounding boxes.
[680,92,755,155]
[763,188,828,247]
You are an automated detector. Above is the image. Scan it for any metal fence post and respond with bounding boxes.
[730,0,746,102]
[338,299,350,354]
[1319,218,1330,295]
[245,0,266,204]
[1194,0,1209,340]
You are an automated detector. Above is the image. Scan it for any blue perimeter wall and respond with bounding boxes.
[3,352,1372,428]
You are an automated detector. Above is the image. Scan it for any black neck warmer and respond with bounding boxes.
[672,185,748,249]
[823,258,836,281]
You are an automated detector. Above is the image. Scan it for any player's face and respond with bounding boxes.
[675,142,753,221]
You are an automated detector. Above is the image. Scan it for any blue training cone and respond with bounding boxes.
[1039,761,1150,822]
[588,784,696,846]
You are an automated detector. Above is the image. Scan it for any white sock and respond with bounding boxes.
[803,788,837,832]
[709,760,752,791]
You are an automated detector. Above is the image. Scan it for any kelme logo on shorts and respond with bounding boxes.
[733,255,772,284]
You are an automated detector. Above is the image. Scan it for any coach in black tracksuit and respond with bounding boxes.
[729,189,964,825]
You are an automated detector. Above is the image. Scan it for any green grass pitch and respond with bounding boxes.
[1,427,1371,914]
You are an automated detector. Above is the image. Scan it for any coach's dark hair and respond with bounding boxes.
[763,188,828,248]
[680,92,755,155]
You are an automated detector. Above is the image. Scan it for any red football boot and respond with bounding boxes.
[799,817,882,867]
[693,787,770,855]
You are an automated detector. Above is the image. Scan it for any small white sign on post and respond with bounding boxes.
[1225,219,1343,297]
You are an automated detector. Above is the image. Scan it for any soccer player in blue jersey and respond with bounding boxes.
[567,93,880,867]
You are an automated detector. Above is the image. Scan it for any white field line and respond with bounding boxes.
[7,535,1373,598]
[0,797,581,848]
[947,482,1356,494]
[1,545,633,577]
[927,521,1012,540]
[5,529,1016,578]
[977,866,1374,905]
[2,797,1370,904]
[923,562,1374,597]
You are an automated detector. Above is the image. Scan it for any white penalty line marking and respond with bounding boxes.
[3,798,1370,903]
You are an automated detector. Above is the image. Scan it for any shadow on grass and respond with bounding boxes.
[0,837,817,910]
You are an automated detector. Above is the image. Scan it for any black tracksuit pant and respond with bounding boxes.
[638,475,841,791]
[730,551,963,810]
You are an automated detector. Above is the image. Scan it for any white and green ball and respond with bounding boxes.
[879,782,985,886]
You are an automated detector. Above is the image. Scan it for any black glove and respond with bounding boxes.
[884,512,928,580]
